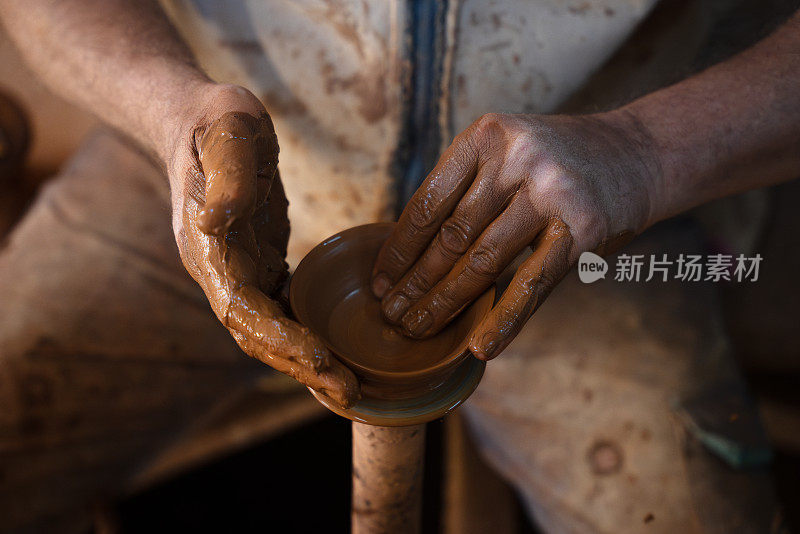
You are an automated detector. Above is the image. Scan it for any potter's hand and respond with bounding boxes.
[169,85,360,408]
[372,112,659,360]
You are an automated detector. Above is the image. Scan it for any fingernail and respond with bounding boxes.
[402,309,433,338]
[382,293,410,322]
[372,273,391,297]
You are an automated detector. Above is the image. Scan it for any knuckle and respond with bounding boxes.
[475,112,505,132]
[403,270,433,298]
[405,196,437,232]
[466,246,503,279]
[570,209,609,246]
[515,268,537,292]
[535,266,555,289]
[431,289,458,315]
[528,165,571,201]
[469,113,510,147]
[383,243,412,269]
[448,139,478,170]
[505,132,537,163]
[437,217,473,258]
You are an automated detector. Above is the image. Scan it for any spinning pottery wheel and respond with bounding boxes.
[290,223,494,533]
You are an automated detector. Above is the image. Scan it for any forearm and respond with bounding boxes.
[0,0,211,162]
[620,10,800,225]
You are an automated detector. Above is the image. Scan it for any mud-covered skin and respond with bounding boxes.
[168,88,359,408]
[372,111,661,360]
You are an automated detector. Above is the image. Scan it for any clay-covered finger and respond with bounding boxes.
[228,286,360,408]
[380,158,513,323]
[231,325,361,409]
[468,219,573,361]
[371,137,479,298]
[197,112,278,235]
[227,285,331,371]
[179,207,360,406]
[251,172,290,295]
[253,169,290,258]
[181,226,347,386]
[228,221,287,297]
[398,195,544,338]
[182,207,287,326]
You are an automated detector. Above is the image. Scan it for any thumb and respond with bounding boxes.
[196,111,278,235]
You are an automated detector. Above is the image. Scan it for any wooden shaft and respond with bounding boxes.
[351,422,426,534]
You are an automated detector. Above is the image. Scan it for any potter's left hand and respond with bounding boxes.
[169,85,360,408]
[371,112,660,360]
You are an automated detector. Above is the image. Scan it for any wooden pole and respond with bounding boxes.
[351,422,426,534]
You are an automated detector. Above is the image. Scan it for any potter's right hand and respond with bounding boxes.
[371,112,660,361]
[167,84,360,408]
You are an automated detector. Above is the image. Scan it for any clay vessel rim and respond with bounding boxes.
[289,222,495,379]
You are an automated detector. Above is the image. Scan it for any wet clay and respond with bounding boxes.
[178,111,359,408]
[291,223,494,401]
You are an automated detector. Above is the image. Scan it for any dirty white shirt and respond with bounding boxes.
[161,0,665,264]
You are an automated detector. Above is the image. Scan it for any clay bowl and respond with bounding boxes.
[290,223,495,425]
